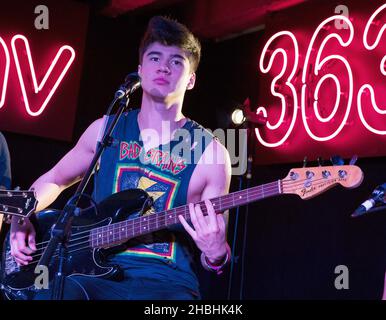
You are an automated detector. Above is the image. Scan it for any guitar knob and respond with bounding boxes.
[147,197,154,207]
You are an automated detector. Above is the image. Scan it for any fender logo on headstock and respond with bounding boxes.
[300,186,316,197]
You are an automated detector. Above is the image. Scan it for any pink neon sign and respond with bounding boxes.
[301,15,354,142]
[257,3,386,149]
[0,36,10,109]
[0,35,75,117]
[257,31,299,147]
[358,3,386,135]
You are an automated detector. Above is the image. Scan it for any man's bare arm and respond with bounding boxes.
[198,139,232,262]
[10,118,103,265]
[179,138,232,266]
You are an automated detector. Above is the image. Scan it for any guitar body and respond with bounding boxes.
[1,189,151,300]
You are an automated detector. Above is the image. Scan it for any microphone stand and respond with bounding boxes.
[38,89,134,300]
[356,205,386,216]
[227,130,246,300]
[239,121,254,300]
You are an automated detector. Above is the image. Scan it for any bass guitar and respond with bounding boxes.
[0,165,363,299]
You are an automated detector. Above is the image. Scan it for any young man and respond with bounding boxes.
[10,16,232,300]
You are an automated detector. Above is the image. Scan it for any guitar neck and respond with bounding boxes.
[90,180,281,249]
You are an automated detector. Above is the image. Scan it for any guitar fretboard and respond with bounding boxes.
[90,180,281,248]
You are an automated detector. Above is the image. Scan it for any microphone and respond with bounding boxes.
[351,183,386,217]
[115,72,141,99]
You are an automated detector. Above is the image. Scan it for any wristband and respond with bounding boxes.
[201,245,231,275]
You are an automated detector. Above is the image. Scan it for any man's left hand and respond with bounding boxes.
[178,199,227,263]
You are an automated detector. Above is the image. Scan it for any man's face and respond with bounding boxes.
[138,42,196,102]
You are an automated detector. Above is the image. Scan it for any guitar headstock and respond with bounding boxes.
[281,165,364,199]
[0,190,37,219]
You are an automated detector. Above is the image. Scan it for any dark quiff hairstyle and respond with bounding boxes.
[139,16,201,72]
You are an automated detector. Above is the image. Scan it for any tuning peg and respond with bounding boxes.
[2,214,12,224]
[330,155,344,166]
[317,157,324,167]
[349,155,358,165]
[14,186,20,191]
[303,156,308,168]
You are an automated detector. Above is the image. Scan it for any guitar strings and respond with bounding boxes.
[11,175,330,240]
[27,182,282,261]
[31,181,281,249]
[22,178,334,265]
[31,177,330,251]
[0,204,23,210]
[31,176,329,251]
[0,195,33,197]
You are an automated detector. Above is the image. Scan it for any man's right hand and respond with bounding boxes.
[10,216,37,266]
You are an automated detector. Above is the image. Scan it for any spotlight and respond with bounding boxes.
[231,108,246,125]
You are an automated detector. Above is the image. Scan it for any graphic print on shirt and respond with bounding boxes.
[113,162,181,261]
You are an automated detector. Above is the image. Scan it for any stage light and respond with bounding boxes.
[231,108,246,125]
